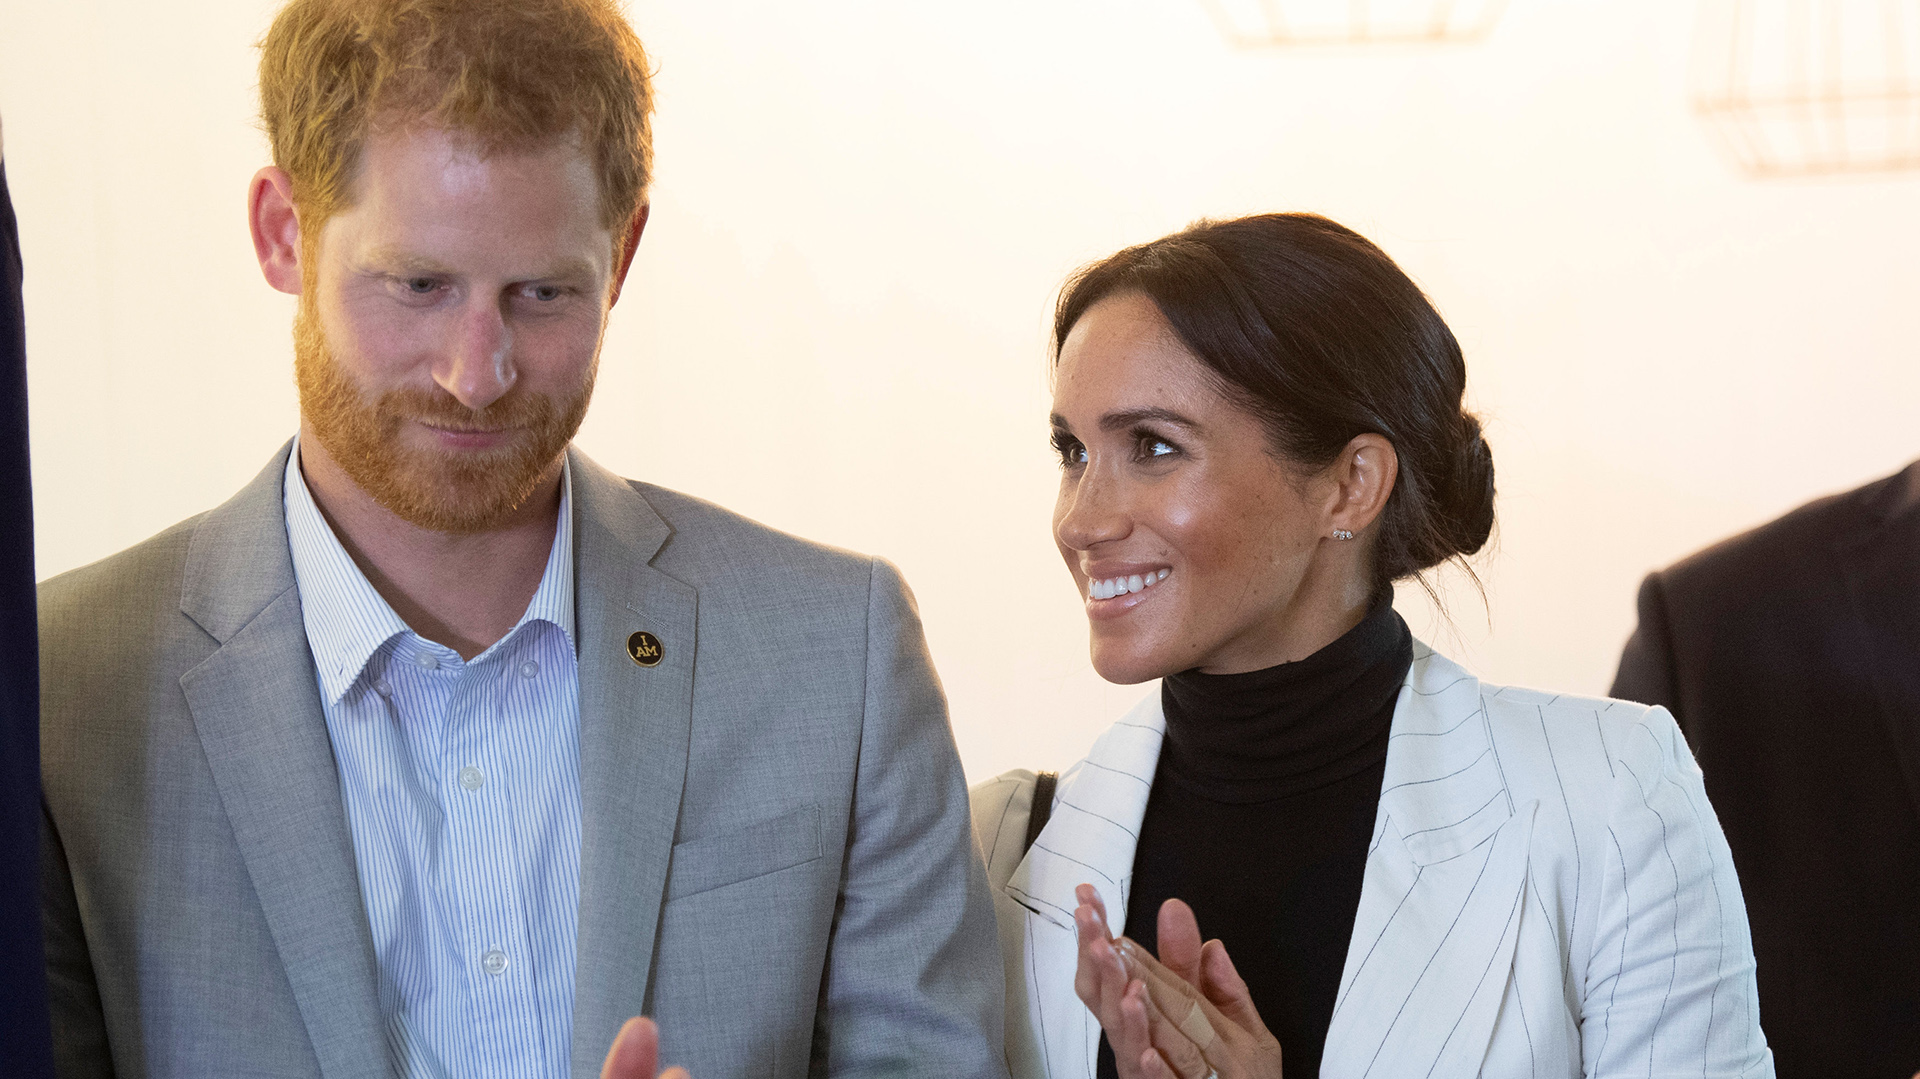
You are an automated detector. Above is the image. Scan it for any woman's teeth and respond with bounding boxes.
[1088,569,1170,601]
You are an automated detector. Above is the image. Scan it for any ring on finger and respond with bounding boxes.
[1171,1049,1218,1079]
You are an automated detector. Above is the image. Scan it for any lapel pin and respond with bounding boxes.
[626,630,664,668]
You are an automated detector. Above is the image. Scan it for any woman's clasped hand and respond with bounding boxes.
[1073,884,1283,1079]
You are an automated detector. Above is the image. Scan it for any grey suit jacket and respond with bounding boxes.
[40,442,1006,1079]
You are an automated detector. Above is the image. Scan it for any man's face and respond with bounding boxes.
[295,125,621,533]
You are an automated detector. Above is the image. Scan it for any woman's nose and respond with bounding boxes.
[1055,471,1131,551]
[434,299,516,411]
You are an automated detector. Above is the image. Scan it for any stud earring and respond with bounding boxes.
[1332,529,1354,541]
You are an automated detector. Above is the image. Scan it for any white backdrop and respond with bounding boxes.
[3,0,1916,781]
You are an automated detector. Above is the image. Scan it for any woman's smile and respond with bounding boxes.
[1083,566,1172,611]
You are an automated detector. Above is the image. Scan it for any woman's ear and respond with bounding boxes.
[1327,433,1397,538]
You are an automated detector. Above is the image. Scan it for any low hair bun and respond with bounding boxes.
[1379,411,1495,584]
[1439,413,1496,559]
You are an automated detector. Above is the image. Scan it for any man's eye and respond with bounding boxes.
[530,285,563,302]
[404,277,437,295]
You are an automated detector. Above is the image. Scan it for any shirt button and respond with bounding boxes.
[519,660,539,679]
[459,766,485,791]
[481,949,508,976]
[373,680,392,699]
[415,653,439,670]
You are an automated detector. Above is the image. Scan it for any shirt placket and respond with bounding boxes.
[503,623,580,1078]
[436,637,545,1079]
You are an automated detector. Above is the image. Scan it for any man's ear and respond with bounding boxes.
[607,204,649,308]
[250,166,305,296]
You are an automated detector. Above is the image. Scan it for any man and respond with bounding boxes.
[4,113,58,1079]
[1612,461,1920,1079]
[37,2,1004,1077]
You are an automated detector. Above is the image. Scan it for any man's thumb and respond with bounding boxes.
[601,1016,661,1079]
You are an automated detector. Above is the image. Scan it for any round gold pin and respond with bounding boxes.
[625,630,664,667]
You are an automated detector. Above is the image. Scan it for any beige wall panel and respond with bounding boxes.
[4,0,1915,780]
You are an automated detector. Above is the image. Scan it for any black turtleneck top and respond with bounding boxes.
[1096,600,1412,1079]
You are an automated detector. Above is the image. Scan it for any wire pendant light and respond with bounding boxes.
[1694,0,1920,176]
[1197,0,1508,46]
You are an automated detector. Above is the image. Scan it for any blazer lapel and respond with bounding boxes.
[1323,645,1533,1079]
[178,445,393,1079]
[564,449,698,1079]
[1007,695,1163,1079]
[1837,464,1920,823]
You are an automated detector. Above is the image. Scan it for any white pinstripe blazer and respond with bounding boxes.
[970,642,1775,1078]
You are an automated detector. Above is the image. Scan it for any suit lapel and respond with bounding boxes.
[178,445,393,1079]
[1323,645,1532,1079]
[1837,464,1920,824]
[564,450,697,1079]
[1006,695,1162,932]
[1008,695,1163,1079]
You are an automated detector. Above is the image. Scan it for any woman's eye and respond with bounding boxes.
[1052,435,1087,467]
[405,277,437,295]
[529,285,563,302]
[1138,435,1177,459]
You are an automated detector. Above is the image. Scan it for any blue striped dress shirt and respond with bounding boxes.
[284,443,583,1079]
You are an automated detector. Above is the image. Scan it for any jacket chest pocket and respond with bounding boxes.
[666,804,823,900]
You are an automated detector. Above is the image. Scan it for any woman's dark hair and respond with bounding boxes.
[1053,213,1494,595]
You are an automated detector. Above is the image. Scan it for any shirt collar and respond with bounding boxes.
[283,437,576,705]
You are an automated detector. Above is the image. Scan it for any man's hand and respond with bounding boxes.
[600,1017,691,1079]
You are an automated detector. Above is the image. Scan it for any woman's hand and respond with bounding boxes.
[1124,900,1283,1079]
[1073,884,1283,1079]
[1074,884,1164,1076]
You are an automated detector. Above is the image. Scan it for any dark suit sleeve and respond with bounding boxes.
[811,558,1007,1077]
[2,155,60,1078]
[40,809,112,1079]
[1611,572,1683,722]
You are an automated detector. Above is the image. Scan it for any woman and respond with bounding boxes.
[970,214,1772,1079]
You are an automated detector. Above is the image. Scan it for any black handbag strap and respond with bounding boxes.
[1022,770,1059,856]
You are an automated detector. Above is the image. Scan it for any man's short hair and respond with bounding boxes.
[259,0,653,234]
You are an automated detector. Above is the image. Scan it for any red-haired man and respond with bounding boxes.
[37,3,1004,1077]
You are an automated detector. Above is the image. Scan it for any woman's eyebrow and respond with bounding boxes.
[1098,406,1201,433]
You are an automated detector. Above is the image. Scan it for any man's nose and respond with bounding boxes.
[434,298,516,412]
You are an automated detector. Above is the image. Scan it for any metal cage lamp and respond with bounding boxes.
[1197,0,1508,47]
[1693,0,1920,176]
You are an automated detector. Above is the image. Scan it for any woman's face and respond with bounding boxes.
[1051,291,1358,684]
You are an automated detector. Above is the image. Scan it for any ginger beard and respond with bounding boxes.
[292,298,593,534]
